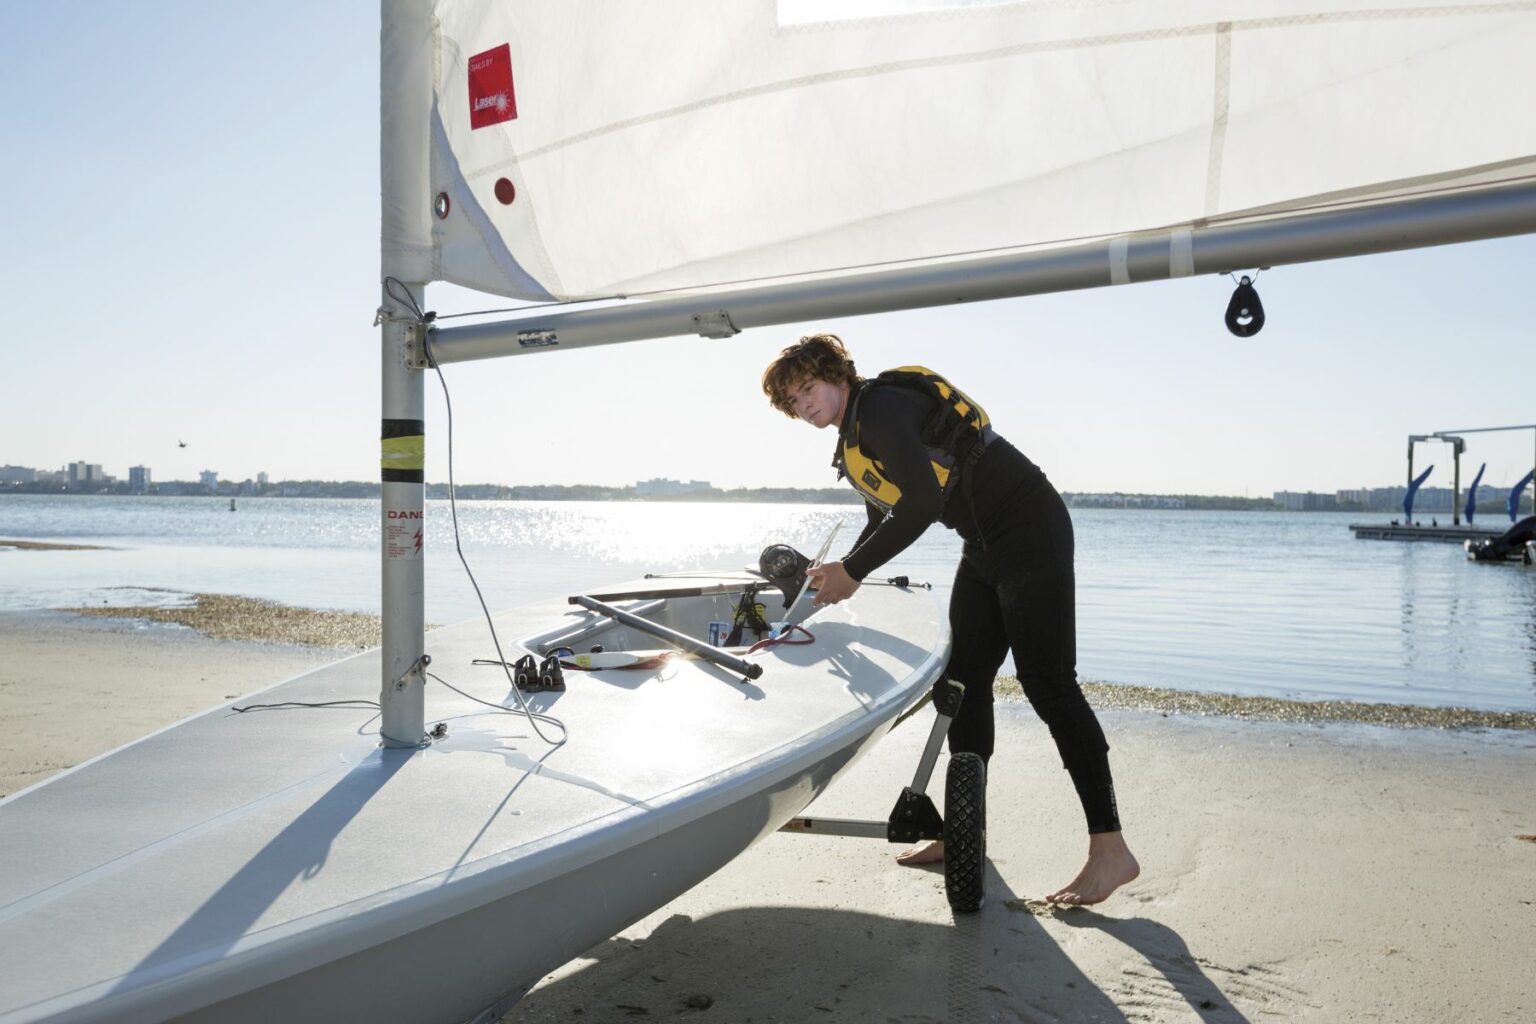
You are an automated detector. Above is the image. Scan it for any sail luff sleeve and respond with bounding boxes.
[382,0,435,284]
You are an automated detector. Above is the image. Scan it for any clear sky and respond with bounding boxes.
[4,2,1532,497]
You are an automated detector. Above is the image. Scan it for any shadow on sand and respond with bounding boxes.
[505,865,1252,1023]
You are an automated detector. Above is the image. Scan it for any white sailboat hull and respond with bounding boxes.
[0,573,946,1023]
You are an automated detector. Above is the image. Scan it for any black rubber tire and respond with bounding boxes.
[943,752,986,913]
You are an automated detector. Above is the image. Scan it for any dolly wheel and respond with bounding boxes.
[943,753,986,913]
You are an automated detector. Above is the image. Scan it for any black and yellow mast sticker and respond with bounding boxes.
[381,419,425,483]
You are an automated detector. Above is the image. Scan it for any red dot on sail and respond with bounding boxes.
[494,178,516,205]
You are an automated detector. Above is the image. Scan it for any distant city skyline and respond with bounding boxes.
[0,455,1498,495]
[6,459,1530,517]
[2,462,241,486]
[3,5,1533,500]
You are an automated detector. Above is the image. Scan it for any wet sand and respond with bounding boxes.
[0,538,108,551]
[1066,679,1536,732]
[61,593,385,649]
[2,602,1533,1021]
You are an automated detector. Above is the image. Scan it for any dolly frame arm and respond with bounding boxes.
[780,678,964,841]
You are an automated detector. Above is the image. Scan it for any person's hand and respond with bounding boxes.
[808,561,860,606]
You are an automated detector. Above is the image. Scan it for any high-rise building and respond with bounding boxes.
[199,470,219,491]
[67,461,105,487]
[634,478,713,497]
[129,466,152,492]
[0,465,37,484]
[1273,490,1338,511]
[257,471,269,486]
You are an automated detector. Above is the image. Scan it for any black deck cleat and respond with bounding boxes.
[512,654,539,689]
[534,654,566,692]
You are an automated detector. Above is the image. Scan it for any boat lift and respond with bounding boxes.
[1409,424,1536,526]
[1406,433,1464,524]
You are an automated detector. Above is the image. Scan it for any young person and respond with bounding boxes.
[762,333,1139,905]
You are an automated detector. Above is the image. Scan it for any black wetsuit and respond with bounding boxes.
[840,383,1121,834]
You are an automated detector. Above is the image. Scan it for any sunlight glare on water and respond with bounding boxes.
[454,500,855,567]
[3,495,1533,712]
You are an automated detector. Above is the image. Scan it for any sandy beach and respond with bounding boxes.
[2,605,1532,1022]
[511,712,1535,1023]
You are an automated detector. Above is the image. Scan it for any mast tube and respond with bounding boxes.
[380,298,427,747]
[379,0,434,746]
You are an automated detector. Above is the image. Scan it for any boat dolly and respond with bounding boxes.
[780,677,986,913]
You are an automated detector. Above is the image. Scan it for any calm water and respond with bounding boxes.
[2,495,1533,712]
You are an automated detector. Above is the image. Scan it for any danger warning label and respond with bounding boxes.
[385,508,423,560]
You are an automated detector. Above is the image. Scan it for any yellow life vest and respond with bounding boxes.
[833,366,995,514]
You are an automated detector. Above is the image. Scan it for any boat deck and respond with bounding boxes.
[0,574,945,1024]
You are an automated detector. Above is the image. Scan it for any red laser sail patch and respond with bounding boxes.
[468,44,517,129]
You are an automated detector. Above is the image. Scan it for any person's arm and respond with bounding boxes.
[846,501,884,553]
[813,502,887,606]
[841,388,942,581]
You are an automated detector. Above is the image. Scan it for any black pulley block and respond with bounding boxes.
[1225,276,1265,337]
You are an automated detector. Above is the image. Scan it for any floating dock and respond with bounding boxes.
[1349,522,1501,543]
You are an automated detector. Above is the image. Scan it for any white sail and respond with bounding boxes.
[381,0,1536,304]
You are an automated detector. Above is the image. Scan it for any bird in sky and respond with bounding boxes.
[178,440,188,448]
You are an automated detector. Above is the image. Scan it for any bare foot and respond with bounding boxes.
[896,840,946,866]
[1046,831,1140,906]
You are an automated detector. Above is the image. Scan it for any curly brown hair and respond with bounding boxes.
[761,333,863,418]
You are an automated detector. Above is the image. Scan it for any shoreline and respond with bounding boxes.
[0,538,108,551]
[12,597,1536,733]
[1066,679,1536,731]
[5,595,1533,802]
[58,593,386,649]
[15,596,1536,733]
